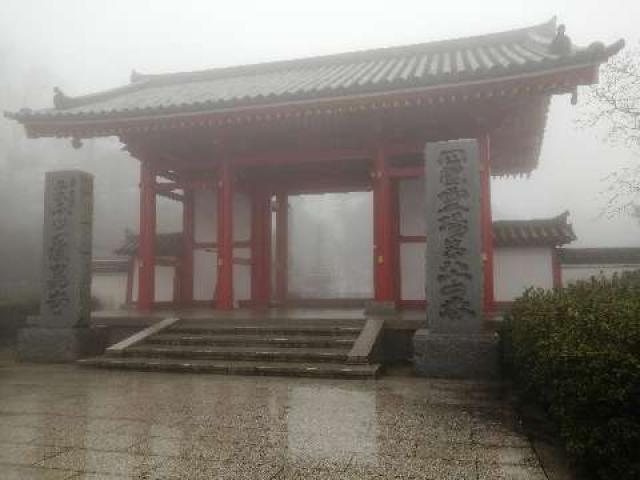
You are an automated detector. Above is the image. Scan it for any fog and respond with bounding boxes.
[1,0,639,294]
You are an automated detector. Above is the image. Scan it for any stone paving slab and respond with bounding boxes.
[0,359,550,479]
[0,464,76,479]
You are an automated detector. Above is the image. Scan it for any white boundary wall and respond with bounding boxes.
[131,260,176,303]
[399,178,426,301]
[91,272,128,310]
[493,247,553,302]
[398,177,556,303]
[562,264,640,285]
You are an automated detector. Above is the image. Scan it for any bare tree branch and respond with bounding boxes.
[581,43,640,219]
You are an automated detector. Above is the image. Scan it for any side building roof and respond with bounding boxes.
[492,211,576,247]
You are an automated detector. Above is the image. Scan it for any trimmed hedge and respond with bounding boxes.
[500,271,640,480]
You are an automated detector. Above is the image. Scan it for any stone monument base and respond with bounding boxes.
[18,327,106,363]
[413,329,499,379]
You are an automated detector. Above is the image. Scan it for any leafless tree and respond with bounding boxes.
[582,44,640,218]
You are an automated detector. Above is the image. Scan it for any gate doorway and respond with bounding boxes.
[284,191,373,304]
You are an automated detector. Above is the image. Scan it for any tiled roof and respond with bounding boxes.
[492,211,576,247]
[558,247,640,265]
[8,18,622,124]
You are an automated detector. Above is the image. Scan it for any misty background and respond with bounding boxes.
[1,0,639,296]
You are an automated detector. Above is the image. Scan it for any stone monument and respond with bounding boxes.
[413,139,498,378]
[19,170,104,362]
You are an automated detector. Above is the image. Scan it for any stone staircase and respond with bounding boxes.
[79,317,382,379]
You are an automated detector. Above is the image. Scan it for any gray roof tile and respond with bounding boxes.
[7,18,623,125]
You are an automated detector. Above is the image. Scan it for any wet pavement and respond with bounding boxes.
[0,357,546,479]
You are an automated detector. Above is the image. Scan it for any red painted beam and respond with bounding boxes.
[283,183,371,195]
[216,161,234,310]
[480,134,495,314]
[151,144,424,172]
[137,162,156,312]
[180,189,195,304]
[154,179,215,191]
[193,240,250,249]
[399,235,427,243]
[387,166,424,178]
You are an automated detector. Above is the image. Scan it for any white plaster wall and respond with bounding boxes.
[155,265,175,302]
[562,264,640,285]
[195,189,217,243]
[494,247,554,302]
[131,259,176,302]
[400,243,425,300]
[399,178,426,236]
[234,247,251,303]
[91,273,127,310]
[399,178,426,300]
[233,192,251,242]
[193,249,217,301]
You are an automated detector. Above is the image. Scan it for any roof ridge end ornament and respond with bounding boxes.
[558,210,572,224]
[549,24,572,56]
[53,87,71,109]
[130,69,143,83]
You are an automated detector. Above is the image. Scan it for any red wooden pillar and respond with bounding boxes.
[216,161,234,310]
[479,134,495,314]
[138,161,156,312]
[391,181,401,304]
[373,147,395,302]
[181,188,195,304]
[274,191,288,303]
[251,188,272,306]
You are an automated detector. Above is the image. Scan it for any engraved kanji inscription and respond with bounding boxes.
[40,171,93,327]
[425,140,483,334]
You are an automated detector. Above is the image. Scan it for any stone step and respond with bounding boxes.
[148,333,357,348]
[78,356,380,379]
[113,344,350,363]
[168,324,362,337]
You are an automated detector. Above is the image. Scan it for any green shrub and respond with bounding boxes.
[500,271,640,480]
